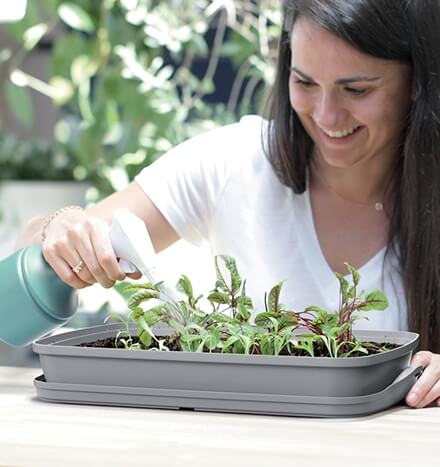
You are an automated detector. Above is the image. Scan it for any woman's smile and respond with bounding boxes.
[317,124,365,145]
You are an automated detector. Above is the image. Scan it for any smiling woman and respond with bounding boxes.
[265,0,440,408]
[15,0,440,409]
[267,0,440,345]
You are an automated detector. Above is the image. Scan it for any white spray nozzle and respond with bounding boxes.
[109,208,157,278]
[109,208,180,309]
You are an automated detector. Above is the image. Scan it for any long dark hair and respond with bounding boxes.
[265,0,440,352]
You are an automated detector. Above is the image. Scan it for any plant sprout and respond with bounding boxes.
[108,256,389,358]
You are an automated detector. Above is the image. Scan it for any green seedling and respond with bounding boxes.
[108,256,389,358]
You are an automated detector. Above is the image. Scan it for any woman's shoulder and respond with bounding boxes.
[191,114,268,152]
[135,115,270,191]
[214,115,269,164]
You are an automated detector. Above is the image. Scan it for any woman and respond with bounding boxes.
[18,0,440,408]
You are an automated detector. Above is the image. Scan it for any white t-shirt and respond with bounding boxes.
[135,115,408,331]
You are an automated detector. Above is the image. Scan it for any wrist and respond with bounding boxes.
[40,206,84,242]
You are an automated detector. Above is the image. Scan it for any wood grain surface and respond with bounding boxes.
[0,366,438,467]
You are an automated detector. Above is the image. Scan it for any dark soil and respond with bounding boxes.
[78,336,400,357]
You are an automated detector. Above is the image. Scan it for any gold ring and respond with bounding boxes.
[72,260,85,274]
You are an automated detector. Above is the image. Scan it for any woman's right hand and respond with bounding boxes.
[22,182,179,290]
[41,209,140,289]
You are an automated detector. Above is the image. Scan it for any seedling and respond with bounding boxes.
[108,256,389,358]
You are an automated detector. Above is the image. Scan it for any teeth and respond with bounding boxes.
[321,126,359,138]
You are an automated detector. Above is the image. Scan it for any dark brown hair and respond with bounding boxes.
[265,0,440,352]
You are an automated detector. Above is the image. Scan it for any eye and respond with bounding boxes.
[345,87,367,96]
[294,78,315,88]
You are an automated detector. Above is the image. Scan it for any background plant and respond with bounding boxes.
[2,0,281,198]
[0,130,77,181]
[109,256,390,358]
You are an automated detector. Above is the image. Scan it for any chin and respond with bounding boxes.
[315,146,361,169]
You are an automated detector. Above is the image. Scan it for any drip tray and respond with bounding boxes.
[33,366,421,418]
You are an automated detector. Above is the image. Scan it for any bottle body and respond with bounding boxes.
[0,246,77,346]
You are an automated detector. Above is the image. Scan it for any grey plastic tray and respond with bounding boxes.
[33,324,419,398]
[33,366,421,418]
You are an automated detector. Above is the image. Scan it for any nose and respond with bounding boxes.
[313,90,347,129]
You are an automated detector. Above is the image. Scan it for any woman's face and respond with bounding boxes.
[289,17,412,171]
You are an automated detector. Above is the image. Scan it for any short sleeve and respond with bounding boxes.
[134,115,265,246]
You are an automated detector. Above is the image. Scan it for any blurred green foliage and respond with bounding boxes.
[2,0,281,199]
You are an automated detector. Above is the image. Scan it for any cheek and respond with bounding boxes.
[289,85,312,115]
[355,97,406,133]
[361,85,412,129]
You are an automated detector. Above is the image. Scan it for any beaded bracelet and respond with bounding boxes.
[40,205,84,242]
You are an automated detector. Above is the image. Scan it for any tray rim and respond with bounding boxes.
[32,323,420,368]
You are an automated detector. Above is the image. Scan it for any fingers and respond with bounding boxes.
[42,216,127,289]
[126,272,143,280]
[87,219,126,287]
[416,380,440,408]
[56,235,95,286]
[406,351,440,408]
[43,244,92,289]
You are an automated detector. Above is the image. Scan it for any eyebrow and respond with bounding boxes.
[290,66,381,84]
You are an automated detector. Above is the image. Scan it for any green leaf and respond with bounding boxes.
[23,23,48,51]
[0,49,11,63]
[58,3,95,33]
[268,281,284,313]
[207,291,230,305]
[347,285,356,300]
[358,290,389,311]
[104,313,127,325]
[168,319,186,335]
[200,79,214,95]
[136,318,157,344]
[214,256,229,292]
[78,79,95,125]
[223,256,242,293]
[305,305,328,314]
[189,34,208,56]
[221,335,239,353]
[259,335,274,355]
[128,290,160,308]
[203,328,221,351]
[5,81,33,129]
[123,282,160,293]
[139,330,152,348]
[209,312,234,323]
[142,307,164,326]
[254,311,280,327]
[128,306,144,321]
[236,294,253,309]
[238,334,253,354]
[335,272,349,302]
[237,302,251,322]
[71,55,98,85]
[273,335,285,355]
[317,334,338,358]
[278,313,298,329]
[176,275,194,299]
[49,76,74,105]
[345,263,360,286]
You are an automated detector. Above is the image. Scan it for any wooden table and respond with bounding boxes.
[0,366,438,467]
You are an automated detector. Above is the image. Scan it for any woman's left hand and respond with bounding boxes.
[406,351,440,408]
